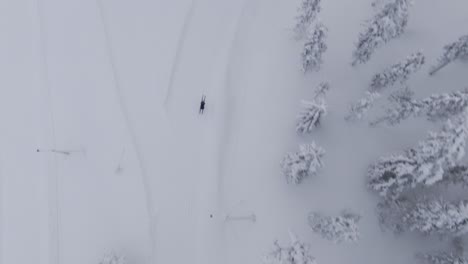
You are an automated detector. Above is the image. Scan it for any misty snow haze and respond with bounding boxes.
[1,0,468,264]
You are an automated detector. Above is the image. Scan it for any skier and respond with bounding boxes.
[199,95,206,114]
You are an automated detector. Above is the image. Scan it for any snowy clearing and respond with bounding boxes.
[1,0,468,264]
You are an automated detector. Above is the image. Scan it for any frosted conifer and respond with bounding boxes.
[417,252,468,264]
[281,142,325,184]
[370,51,425,92]
[313,82,330,99]
[297,101,326,133]
[264,232,317,264]
[302,23,328,73]
[99,252,127,264]
[294,0,322,40]
[423,90,468,122]
[346,92,381,121]
[368,152,418,198]
[372,89,468,126]
[352,0,411,65]
[308,211,361,243]
[440,165,468,188]
[376,198,412,233]
[297,83,330,133]
[368,114,468,198]
[404,199,468,235]
[430,35,468,76]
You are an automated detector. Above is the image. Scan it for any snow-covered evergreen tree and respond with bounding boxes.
[370,51,425,92]
[387,85,415,103]
[313,82,330,99]
[370,88,419,126]
[422,90,468,122]
[415,119,468,184]
[99,252,127,264]
[404,199,468,236]
[264,232,317,264]
[302,23,328,73]
[368,114,468,198]
[297,83,330,133]
[376,198,411,233]
[346,92,381,121]
[308,211,361,243]
[441,165,468,188]
[296,100,326,133]
[294,0,322,40]
[368,152,418,198]
[352,0,411,65]
[281,142,325,184]
[417,252,468,264]
[430,35,468,76]
[373,89,468,126]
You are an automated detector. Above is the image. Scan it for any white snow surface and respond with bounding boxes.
[1,0,468,264]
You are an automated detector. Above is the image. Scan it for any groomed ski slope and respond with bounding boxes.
[1,0,468,264]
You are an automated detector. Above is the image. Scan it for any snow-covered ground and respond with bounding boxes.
[1,0,468,264]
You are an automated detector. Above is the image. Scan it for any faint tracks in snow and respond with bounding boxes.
[191,2,251,262]
[216,0,253,211]
[95,0,158,262]
[163,0,197,109]
[34,0,61,263]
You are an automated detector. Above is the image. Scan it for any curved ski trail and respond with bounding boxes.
[95,0,158,262]
[160,0,249,263]
[163,0,197,109]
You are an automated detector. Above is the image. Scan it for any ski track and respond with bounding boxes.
[95,0,158,262]
[163,0,197,109]
[196,1,250,262]
[35,0,61,264]
[217,0,254,207]
[202,1,252,261]
[161,0,249,263]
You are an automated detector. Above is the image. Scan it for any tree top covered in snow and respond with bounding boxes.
[294,0,322,40]
[308,211,361,243]
[281,142,325,184]
[99,252,127,264]
[296,100,327,133]
[417,252,468,264]
[368,113,468,198]
[296,82,330,133]
[372,89,468,126]
[313,82,330,100]
[264,232,317,264]
[352,0,411,65]
[430,35,468,75]
[346,91,381,121]
[404,199,468,236]
[440,165,468,188]
[370,51,425,92]
[302,23,328,73]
